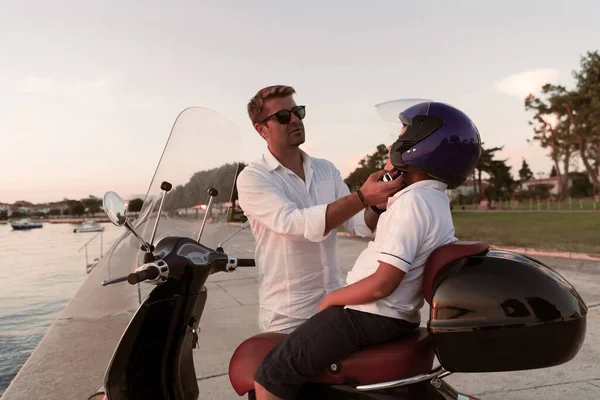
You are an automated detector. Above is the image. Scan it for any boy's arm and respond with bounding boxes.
[318,193,428,311]
[318,262,405,311]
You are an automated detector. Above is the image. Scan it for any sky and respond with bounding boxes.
[1,0,599,204]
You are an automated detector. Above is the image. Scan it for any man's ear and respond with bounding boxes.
[254,123,268,140]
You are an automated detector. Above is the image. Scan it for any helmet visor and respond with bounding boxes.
[374,98,433,124]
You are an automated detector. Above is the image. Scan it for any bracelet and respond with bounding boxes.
[356,189,369,208]
[370,205,385,215]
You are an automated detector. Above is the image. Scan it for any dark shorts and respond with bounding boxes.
[254,306,419,399]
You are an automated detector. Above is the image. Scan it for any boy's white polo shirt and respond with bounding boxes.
[345,179,457,324]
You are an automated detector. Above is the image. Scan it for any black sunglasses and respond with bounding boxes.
[260,105,306,125]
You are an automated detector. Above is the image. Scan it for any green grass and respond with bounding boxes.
[456,197,599,211]
[452,211,600,255]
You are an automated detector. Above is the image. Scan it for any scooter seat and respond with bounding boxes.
[423,241,489,304]
[228,327,434,396]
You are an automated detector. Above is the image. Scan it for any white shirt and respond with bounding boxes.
[345,179,457,324]
[236,149,373,333]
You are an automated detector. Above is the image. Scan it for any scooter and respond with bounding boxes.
[87,106,588,400]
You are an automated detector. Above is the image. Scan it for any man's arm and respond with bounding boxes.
[322,191,375,236]
[237,167,403,242]
[334,167,401,236]
[323,168,405,235]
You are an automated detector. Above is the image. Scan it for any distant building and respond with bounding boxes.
[0,203,11,217]
[47,201,69,213]
[445,178,490,201]
[520,176,572,195]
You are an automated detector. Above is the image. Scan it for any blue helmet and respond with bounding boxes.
[381,100,482,189]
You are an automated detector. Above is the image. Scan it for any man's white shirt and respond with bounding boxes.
[236,149,373,333]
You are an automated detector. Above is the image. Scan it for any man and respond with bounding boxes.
[252,100,483,399]
[236,85,404,334]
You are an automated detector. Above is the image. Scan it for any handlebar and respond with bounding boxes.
[102,252,254,287]
[128,266,160,284]
[236,258,255,267]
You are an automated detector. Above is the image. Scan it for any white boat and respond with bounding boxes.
[11,219,43,230]
[74,221,105,233]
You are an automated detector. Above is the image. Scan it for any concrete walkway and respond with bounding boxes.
[2,225,599,399]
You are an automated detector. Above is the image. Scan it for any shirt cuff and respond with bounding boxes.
[377,252,411,273]
[303,203,329,242]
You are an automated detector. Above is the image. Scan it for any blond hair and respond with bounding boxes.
[247,85,296,124]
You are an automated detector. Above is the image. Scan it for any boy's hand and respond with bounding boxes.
[317,294,334,313]
[317,296,330,313]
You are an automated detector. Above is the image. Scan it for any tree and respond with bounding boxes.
[63,199,85,216]
[570,51,600,193]
[524,51,600,196]
[474,144,503,197]
[82,196,102,215]
[518,159,534,184]
[569,171,593,198]
[128,198,144,212]
[344,144,388,192]
[71,203,85,216]
[485,158,517,200]
[524,85,574,200]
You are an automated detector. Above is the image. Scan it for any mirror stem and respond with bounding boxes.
[125,220,153,252]
[149,181,172,248]
[197,188,218,243]
[217,220,250,250]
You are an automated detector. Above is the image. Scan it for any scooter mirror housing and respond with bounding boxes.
[103,190,153,253]
[103,191,128,227]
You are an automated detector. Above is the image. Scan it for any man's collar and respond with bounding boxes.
[262,148,312,172]
[262,149,281,171]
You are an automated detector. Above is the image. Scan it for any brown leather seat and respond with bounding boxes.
[229,328,434,396]
[422,241,489,304]
[228,240,489,395]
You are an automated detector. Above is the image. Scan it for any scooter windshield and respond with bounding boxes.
[106,107,242,279]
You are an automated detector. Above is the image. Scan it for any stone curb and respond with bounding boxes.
[336,231,600,262]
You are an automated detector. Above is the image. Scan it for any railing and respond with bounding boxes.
[78,231,104,273]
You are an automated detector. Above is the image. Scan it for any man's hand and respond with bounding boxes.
[359,170,405,207]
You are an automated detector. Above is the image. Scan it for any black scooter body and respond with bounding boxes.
[102,236,226,400]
